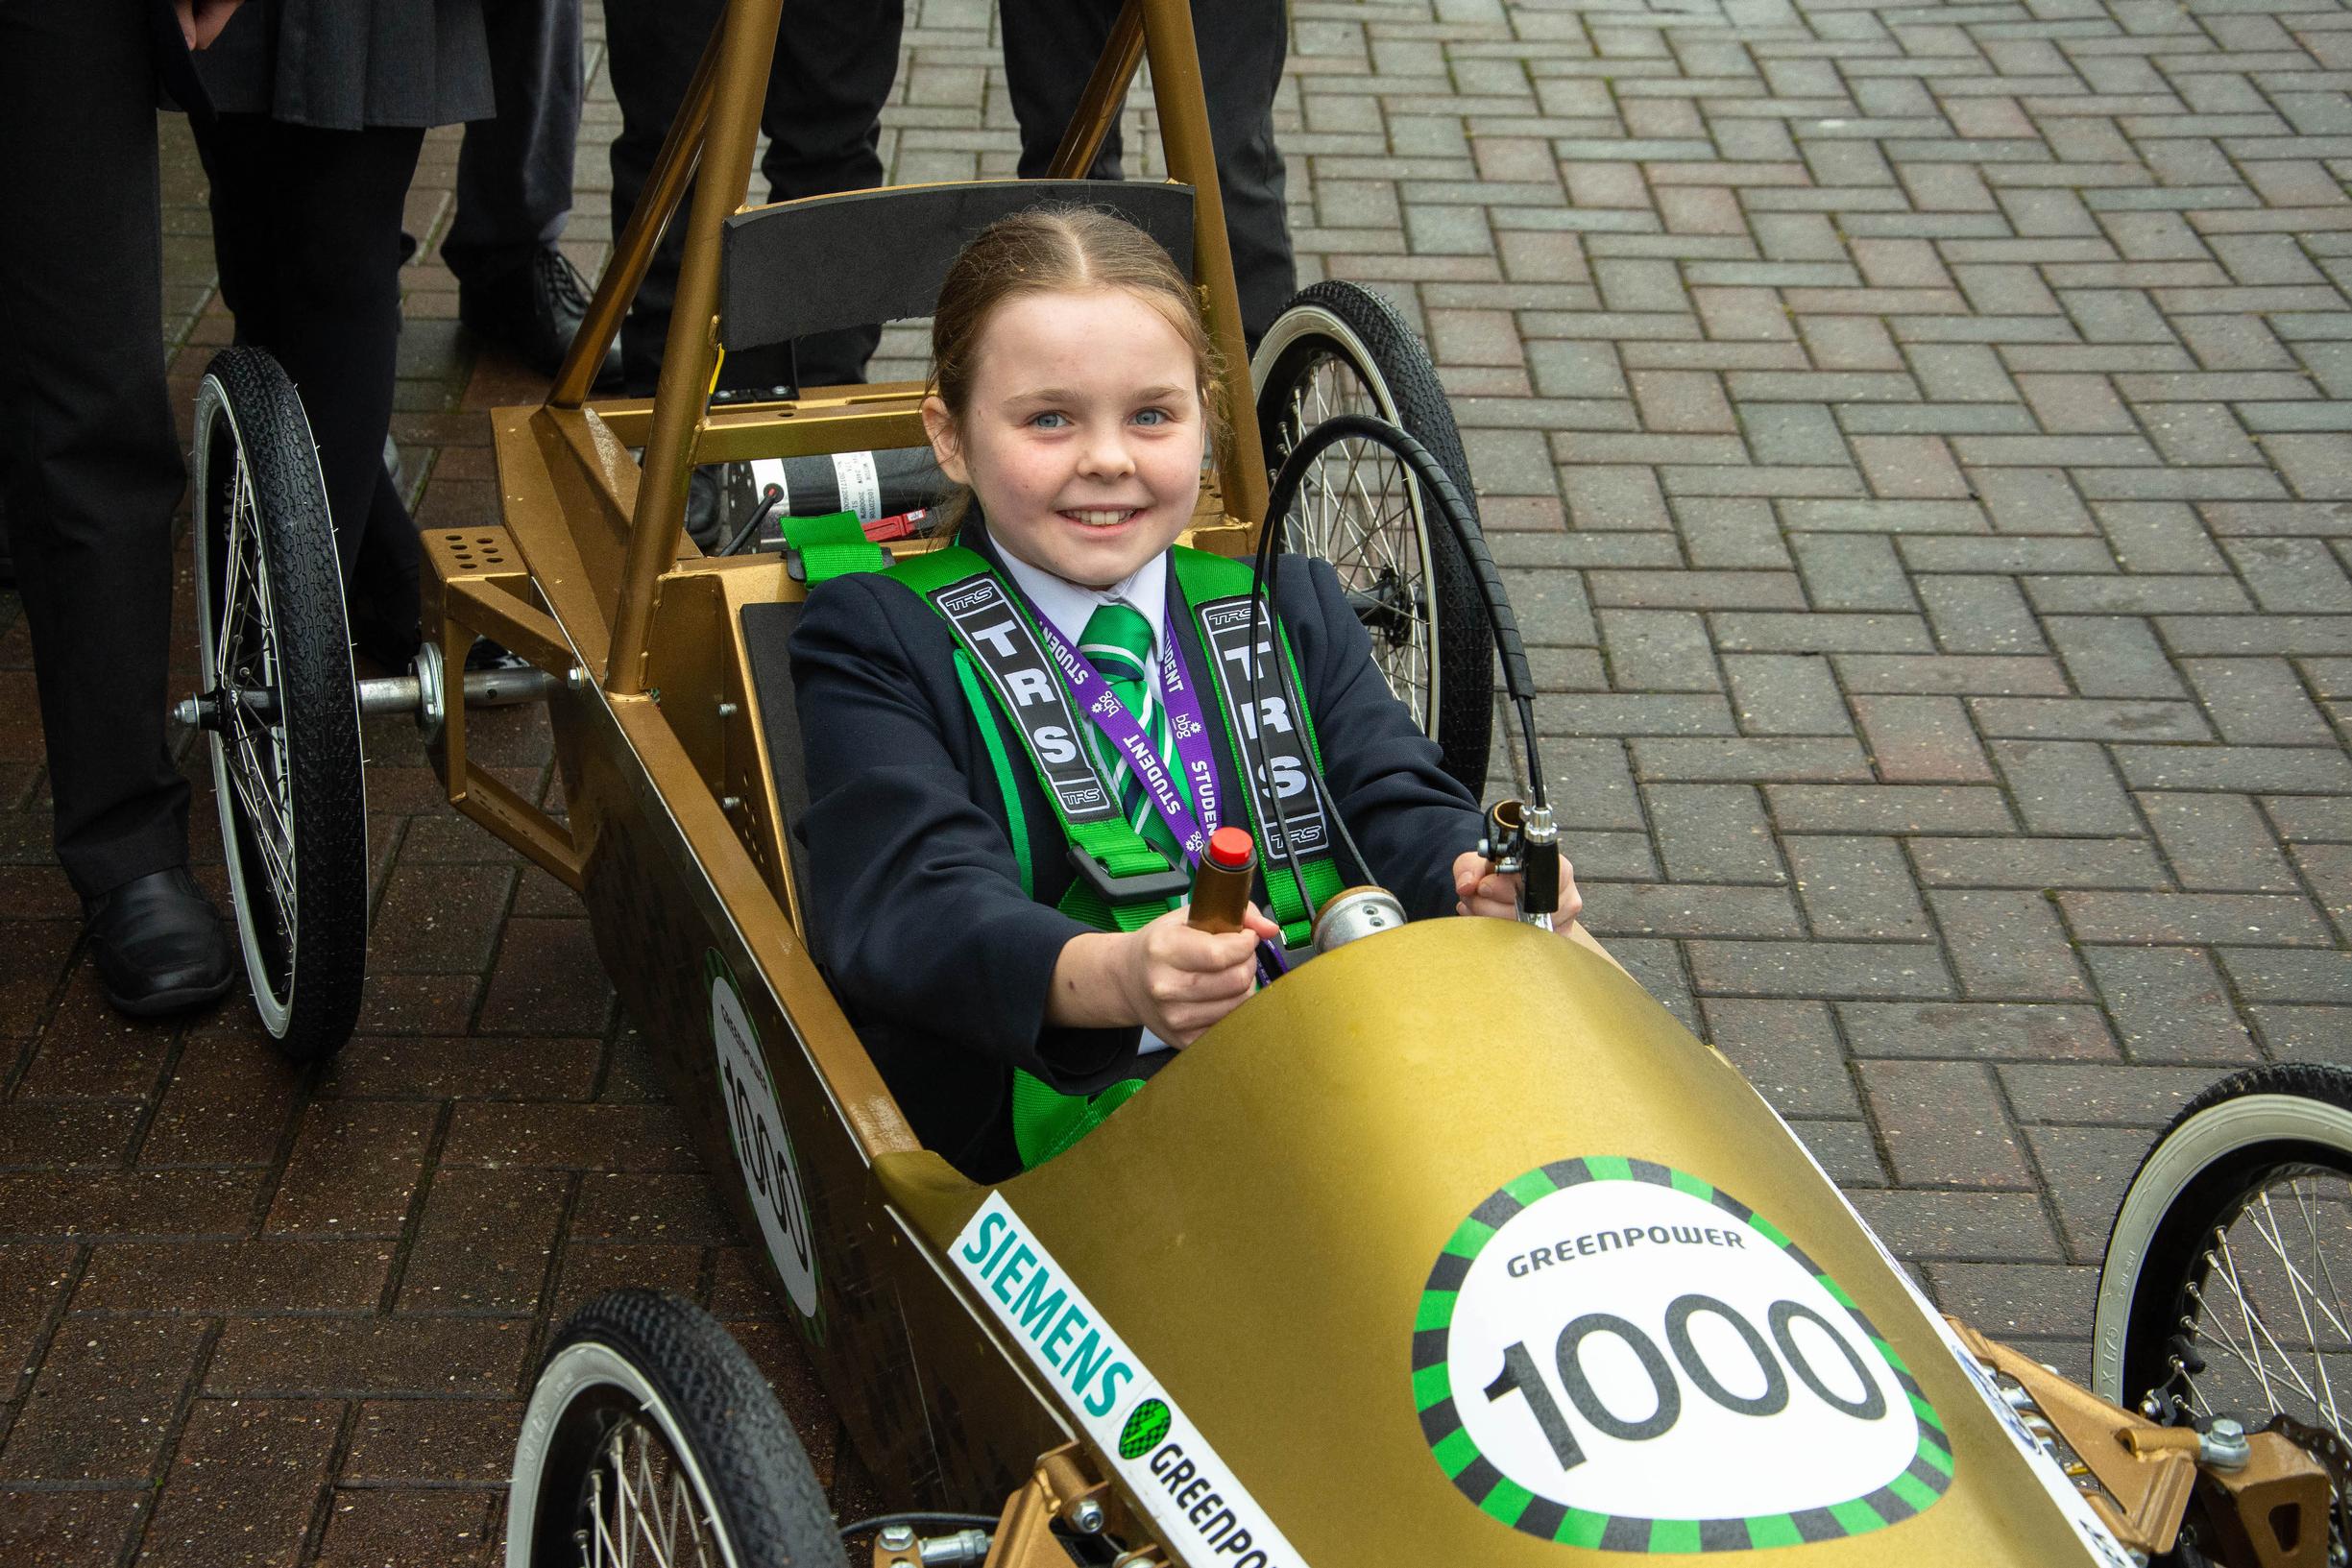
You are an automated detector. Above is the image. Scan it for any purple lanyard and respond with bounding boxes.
[1017,584,1223,865]
[1010,566,1293,977]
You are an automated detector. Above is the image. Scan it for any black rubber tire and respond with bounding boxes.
[1252,280,1494,794]
[506,1289,844,1568]
[190,348,367,1064]
[2095,1064,2352,1416]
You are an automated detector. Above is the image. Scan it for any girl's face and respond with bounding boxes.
[924,287,1204,590]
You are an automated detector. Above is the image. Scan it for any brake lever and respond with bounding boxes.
[1480,799,1560,929]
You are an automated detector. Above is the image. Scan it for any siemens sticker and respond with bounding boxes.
[1415,1158,1953,1553]
[952,1194,1310,1568]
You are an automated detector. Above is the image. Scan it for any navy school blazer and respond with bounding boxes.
[788,521,1483,1178]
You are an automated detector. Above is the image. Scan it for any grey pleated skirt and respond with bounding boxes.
[191,0,494,130]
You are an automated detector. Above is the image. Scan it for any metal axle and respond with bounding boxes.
[177,660,562,732]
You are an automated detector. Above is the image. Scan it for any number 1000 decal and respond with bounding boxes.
[1414,1158,1951,1553]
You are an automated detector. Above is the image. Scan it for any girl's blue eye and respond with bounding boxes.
[1133,408,1169,426]
[1030,411,1068,429]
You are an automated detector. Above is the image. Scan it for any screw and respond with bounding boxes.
[1071,1499,1105,1534]
[878,1524,916,1553]
[2200,1417,2251,1470]
[717,700,740,719]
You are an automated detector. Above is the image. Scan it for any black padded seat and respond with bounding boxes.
[718,180,1196,353]
[741,600,815,925]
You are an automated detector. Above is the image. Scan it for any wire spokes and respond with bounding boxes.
[204,410,303,997]
[2168,1171,2352,1457]
[1272,354,1437,726]
[576,1414,721,1568]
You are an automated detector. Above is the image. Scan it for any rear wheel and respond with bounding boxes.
[190,348,367,1063]
[506,1289,843,1568]
[1253,281,1493,794]
[2093,1063,2352,1563]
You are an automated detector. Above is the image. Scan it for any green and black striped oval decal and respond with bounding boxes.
[1412,1156,1952,1553]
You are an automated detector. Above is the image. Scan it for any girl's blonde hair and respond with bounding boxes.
[927,206,1229,533]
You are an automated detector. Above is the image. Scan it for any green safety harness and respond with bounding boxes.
[788,519,1347,1166]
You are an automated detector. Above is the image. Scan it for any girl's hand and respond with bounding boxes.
[1116,902,1282,1046]
[1453,850,1585,928]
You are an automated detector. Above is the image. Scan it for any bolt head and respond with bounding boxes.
[877,1524,916,1551]
[2211,1418,2243,1439]
[1071,1499,1105,1533]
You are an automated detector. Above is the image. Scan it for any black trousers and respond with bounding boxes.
[445,0,584,286]
[1001,0,1295,341]
[605,0,904,396]
[0,0,191,902]
[190,116,425,637]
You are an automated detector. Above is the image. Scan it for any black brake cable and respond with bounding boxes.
[717,487,787,558]
[837,1511,1000,1539]
[1245,521,1328,929]
[1261,413,1545,813]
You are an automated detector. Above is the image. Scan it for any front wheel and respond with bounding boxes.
[190,348,368,1063]
[506,1289,843,1568]
[2093,1063,2352,1560]
[1252,281,1493,794]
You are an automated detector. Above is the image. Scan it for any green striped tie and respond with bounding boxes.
[1078,601,1184,863]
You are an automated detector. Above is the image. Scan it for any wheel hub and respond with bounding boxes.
[177,684,282,731]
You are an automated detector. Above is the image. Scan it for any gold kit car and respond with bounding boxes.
[175,3,2352,1563]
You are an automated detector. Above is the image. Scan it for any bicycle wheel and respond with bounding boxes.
[189,348,367,1063]
[2093,1062,2352,1560]
[1252,281,1493,794]
[506,1290,843,1568]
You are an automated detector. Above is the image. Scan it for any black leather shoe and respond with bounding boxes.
[460,247,622,387]
[85,868,237,1018]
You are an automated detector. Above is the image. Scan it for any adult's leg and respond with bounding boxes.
[605,0,725,397]
[1194,0,1295,339]
[190,115,283,358]
[444,0,583,287]
[190,120,425,620]
[608,0,901,396]
[999,0,1125,183]
[1001,0,1295,342]
[0,0,191,901]
[757,0,905,388]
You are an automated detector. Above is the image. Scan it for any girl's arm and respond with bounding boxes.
[1047,904,1282,1045]
[790,575,1134,1083]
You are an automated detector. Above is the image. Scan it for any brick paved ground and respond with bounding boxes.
[6,0,2352,1561]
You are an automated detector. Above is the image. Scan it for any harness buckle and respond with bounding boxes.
[1064,845,1190,905]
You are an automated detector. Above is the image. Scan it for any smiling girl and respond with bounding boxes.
[788,208,1582,1179]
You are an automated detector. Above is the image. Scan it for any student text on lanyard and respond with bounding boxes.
[1010,572,1292,979]
[1018,581,1222,865]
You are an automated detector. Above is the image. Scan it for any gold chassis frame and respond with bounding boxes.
[428,0,1260,889]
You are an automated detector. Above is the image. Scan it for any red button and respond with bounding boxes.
[1206,826,1255,869]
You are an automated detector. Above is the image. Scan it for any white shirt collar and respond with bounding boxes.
[994,544,1169,660]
